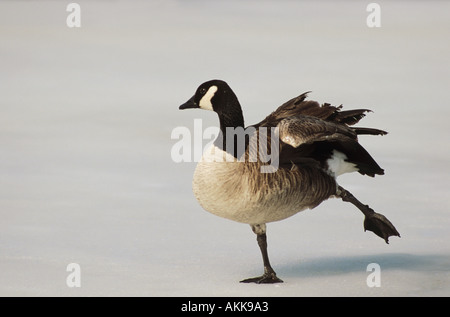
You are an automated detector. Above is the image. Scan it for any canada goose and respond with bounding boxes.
[179,79,400,283]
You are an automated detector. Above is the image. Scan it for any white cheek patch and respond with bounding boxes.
[199,85,218,111]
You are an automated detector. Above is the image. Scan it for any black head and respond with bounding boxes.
[179,79,235,112]
[179,79,244,132]
[179,80,246,154]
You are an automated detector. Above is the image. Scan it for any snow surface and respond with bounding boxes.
[0,0,449,296]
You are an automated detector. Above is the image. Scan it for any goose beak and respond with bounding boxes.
[179,95,198,110]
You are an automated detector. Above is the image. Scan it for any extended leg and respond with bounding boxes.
[337,186,400,243]
[240,224,283,284]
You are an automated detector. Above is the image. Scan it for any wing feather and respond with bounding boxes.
[278,115,357,148]
[251,91,387,177]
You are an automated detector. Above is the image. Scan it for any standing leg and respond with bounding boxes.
[336,185,400,243]
[240,224,283,284]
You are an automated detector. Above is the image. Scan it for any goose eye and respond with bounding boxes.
[199,88,207,95]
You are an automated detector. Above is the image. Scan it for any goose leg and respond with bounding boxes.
[337,185,400,243]
[240,224,283,284]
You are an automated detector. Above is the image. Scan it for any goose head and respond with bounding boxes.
[179,79,228,111]
[179,80,244,130]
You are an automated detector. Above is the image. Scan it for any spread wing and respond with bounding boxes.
[277,115,357,148]
[257,92,386,134]
[252,92,387,177]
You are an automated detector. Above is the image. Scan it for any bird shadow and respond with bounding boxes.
[279,253,450,278]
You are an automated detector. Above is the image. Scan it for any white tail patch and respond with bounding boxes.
[327,150,358,177]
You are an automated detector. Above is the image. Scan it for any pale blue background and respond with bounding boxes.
[1,0,449,296]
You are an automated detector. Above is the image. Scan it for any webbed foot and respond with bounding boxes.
[337,186,400,244]
[364,212,400,244]
[240,272,283,284]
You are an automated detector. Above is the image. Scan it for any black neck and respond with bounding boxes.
[214,94,245,158]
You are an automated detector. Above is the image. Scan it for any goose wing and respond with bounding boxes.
[277,115,357,148]
[257,92,386,136]
[253,92,387,177]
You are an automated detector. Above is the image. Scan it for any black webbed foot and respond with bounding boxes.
[240,272,283,284]
[337,186,400,244]
[364,212,400,244]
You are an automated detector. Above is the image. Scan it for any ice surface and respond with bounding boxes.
[0,0,449,296]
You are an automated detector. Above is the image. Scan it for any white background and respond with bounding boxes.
[1,0,449,296]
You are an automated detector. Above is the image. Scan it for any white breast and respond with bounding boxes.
[192,145,312,224]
